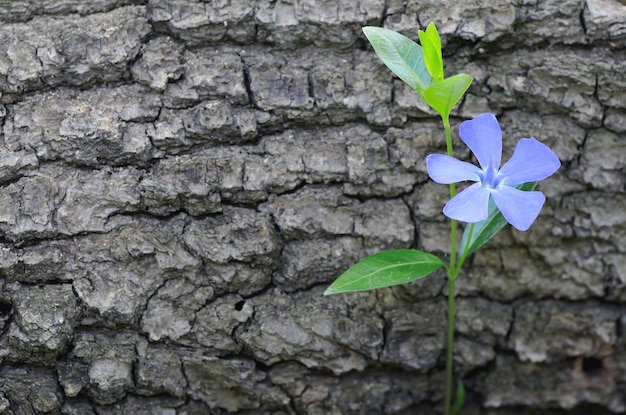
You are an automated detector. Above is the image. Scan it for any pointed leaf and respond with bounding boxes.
[451,379,466,415]
[423,73,473,119]
[460,182,537,257]
[362,26,434,96]
[324,249,444,295]
[418,22,444,82]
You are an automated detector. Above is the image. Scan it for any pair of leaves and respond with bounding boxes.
[362,24,472,120]
[418,23,444,83]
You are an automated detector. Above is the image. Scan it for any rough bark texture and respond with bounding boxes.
[0,0,624,414]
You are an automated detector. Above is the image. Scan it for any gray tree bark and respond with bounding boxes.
[0,0,624,413]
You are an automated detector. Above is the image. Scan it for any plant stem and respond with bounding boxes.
[444,270,457,415]
[442,115,458,415]
[443,117,457,270]
[442,116,454,158]
[445,221,474,415]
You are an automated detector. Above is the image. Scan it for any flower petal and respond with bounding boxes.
[458,113,502,170]
[426,154,482,184]
[499,138,561,185]
[491,186,546,231]
[442,183,491,223]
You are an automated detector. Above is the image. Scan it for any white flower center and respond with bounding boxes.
[480,167,502,189]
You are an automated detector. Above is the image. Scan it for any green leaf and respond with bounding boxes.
[362,26,434,97]
[459,182,538,257]
[423,73,473,119]
[451,379,466,415]
[324,249,444,295]
[418,22,444,83]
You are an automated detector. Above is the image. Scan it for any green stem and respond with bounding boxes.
[444,270,456,415]
[443,115,454,158]
[444,222,475,415]
[442,115,458,415]
[443,117,457,270]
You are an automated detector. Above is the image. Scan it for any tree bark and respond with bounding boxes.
[0,0,624,413]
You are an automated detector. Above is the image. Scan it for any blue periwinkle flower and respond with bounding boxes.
[427,113,561,231]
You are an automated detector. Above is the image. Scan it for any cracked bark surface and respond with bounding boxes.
[0,0,624,413]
